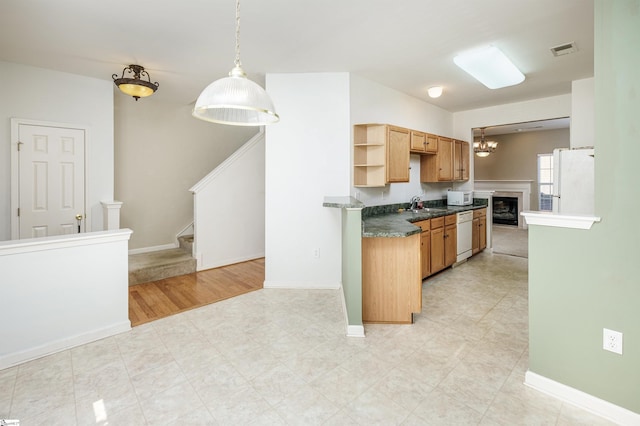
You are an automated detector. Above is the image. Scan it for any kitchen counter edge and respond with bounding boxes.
[363,205,486,238]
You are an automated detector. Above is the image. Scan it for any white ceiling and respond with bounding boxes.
[0,0,593,114]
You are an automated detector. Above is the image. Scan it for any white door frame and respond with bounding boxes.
[10,118,90,240]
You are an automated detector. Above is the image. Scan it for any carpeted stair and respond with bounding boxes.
[128,235,196,286]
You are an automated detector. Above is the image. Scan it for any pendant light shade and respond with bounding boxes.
[192,0,279,126]
[193,65,279,126]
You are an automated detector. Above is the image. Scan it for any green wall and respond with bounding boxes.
[528,0,640,413]
[342,208,363,329]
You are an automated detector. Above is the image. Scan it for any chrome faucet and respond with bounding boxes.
[410,195,421,211]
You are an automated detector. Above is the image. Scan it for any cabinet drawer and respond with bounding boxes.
[431,217,444,229]
[473,208,487,218]
[445,214,457,226]
[414,219,430,232]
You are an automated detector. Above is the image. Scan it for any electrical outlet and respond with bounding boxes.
[313,248,320,259]
[603,328,623,355]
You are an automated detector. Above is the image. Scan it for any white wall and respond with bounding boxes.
[114,96,257,250]
[0,229,132,369]
[264,72,460,289]
[453,93,573,189]
[349,74,456,205]
[265,73,350,289]
[191,133,265,270]
[570,77,595,148]
[0,61,114,241]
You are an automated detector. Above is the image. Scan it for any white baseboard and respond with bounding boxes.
[0,321,131,370]
[128,243,177,255]
[337,283,366,338]
[346,325,365,338]
[176,222,194,239]
[525,370,640,425]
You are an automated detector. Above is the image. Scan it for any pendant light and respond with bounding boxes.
[193,0,279,126]
[474,128,498,157]
[112,65,159,101]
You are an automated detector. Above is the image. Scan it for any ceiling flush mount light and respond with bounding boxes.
[474,128,498,157]
[193,0,279,126]
[427,86,443,98]
[112,64,159,101]
[454,46,525,89]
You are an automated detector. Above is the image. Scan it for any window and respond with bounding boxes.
[538,153,553,211]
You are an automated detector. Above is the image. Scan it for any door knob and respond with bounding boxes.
[75,214,83,233]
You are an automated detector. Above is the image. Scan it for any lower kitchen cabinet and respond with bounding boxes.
[414,220,431,279]
[472,208,487,254]
[444,214,457,267]
[362,233,421,323]
[431,214,457,274]
[430,217,445,274]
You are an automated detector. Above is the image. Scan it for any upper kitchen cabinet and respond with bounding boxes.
[387,126,411,182]
[425,133,438,154]
[420,138,470,182]
[420,136,453,182]
[454,140,470,181]
[354,124,410,187]
[410,130,426,153]
[410,131,438,154]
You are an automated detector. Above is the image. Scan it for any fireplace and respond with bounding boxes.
[493,196,518,226]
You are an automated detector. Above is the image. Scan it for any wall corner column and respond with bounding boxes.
[101,200,123,231]
[323,196,364,337]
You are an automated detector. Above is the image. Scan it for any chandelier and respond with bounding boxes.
[192,0,279,126]
[474,128,498,157]
[112,65,159,101]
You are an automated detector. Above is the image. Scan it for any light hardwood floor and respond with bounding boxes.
[128,258,264,327]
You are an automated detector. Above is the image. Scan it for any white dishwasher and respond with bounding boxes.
[456,210,473,263]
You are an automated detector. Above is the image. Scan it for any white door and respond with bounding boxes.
[17,123,86,238]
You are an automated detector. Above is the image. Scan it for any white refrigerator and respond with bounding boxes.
[552,147,595,215]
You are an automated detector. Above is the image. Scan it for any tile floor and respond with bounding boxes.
[0,252,616,425]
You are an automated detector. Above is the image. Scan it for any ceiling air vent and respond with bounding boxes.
[550,42,578,57]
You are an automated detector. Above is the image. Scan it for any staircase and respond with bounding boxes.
[128,235,196,286]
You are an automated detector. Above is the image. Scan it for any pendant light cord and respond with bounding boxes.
[234,0,242,68]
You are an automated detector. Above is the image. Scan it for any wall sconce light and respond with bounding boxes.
[112,64,159,101]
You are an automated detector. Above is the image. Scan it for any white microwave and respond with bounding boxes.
[447,190,473,206]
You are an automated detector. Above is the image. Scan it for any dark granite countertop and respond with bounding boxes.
[363,201,488,238]
[322,196,365,209]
